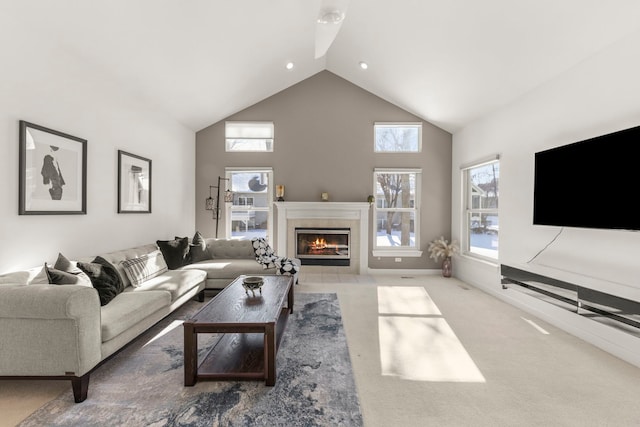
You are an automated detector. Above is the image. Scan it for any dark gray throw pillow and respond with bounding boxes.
[45,263,90,286]
[157,237,190,269]
[93,256,125,293]
[187,231,212,264]
[77,259,122,306]
[52,252,92,286]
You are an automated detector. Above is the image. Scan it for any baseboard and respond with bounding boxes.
[366,268,439,276]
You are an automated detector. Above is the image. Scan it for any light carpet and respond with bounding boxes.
[19,293,363,427]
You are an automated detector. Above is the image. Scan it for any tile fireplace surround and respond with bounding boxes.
[274,202,370,274]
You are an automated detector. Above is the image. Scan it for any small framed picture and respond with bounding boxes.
[19,120,87,215]
[118,150,152,213]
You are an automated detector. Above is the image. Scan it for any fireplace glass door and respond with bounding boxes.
[295,228,350,266]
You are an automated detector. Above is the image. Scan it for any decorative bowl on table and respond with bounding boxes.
[242,276,264,297]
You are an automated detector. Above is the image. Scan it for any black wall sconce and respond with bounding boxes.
[205,176,233,237]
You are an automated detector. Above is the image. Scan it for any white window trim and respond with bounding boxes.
[224,167,273,242]
[462,157,499,263]
[372,249,423,257]
[374,122,422,153]
[372,167,423,257]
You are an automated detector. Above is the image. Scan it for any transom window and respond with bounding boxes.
[225,122,274,152]
[463,158,499,260]
[225,168,273,241]
[372,168,423,257]
[374,122,422,153]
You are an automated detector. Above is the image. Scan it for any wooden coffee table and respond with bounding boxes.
[183,274,294,386]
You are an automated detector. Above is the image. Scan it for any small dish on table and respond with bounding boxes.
[242,276,264,297]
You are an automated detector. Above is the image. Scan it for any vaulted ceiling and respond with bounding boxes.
[4,0,640,133]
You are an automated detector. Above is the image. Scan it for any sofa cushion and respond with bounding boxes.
[0,266,49,286]
[206,239,256,259]
[0,267,34,285]
[120,250,168,287]
[101,290,171,342]
[131,269,205,302]
[157,237,189,270]
[183,259,272,280]
[187,231,212,264]
[0,270,31,286]
[77,258,123,306]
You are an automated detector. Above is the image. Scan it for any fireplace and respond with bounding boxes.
[295,227,350,266]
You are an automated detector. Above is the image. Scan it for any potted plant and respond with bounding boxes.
[427,236,459,277]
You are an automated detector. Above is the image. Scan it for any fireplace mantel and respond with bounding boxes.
[274,202,370,273]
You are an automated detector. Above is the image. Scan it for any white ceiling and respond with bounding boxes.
[4,0,640,133]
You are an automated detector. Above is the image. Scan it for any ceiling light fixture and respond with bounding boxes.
[359,61,368,70]
[314,0,350,59]
[286,62,294,70]
[317,9,345,25]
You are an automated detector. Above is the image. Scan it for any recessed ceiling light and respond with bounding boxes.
[286,62,294,70]
[359,61,368,70]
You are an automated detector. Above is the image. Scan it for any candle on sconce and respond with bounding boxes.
[276,185,285,201]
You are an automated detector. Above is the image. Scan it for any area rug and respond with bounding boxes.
[19,293,363,427]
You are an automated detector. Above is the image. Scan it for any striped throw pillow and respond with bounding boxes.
[120,250,168,287]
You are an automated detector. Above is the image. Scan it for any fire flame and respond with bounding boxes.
[311,238,327,249]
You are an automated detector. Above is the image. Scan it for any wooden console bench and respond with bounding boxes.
[501,264,640,330]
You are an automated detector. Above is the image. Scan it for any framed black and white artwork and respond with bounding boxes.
[19,120,87,215]
[118,150,152,213]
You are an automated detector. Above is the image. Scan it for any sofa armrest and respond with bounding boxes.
[0,285,102,377]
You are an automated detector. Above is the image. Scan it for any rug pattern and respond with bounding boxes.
[19,293,363,427]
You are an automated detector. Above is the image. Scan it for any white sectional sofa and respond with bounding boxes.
[0,236,299,403]
[0,243,206,403]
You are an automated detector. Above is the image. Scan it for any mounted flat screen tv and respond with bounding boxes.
[533,124,640,231]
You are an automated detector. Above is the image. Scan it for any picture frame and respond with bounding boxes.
[19,120,87,215]
[118,150,152,213]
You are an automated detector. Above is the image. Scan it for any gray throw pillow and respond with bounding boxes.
[77,259,123,306]
[156,237,190,269]
[188,231,212,263]
[52,253,92,286]
[45,263,91,286]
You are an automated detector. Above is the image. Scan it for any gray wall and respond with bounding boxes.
[196,71,452,270]
[0,25,195,273]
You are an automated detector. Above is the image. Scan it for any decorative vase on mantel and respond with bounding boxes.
[441,257,452,278]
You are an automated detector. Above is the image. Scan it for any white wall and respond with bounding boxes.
[452,29,640,366]
[0,19,195,273]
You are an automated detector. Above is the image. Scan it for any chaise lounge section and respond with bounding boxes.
[183,238,301,291]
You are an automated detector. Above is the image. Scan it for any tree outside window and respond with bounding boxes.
[374,123,422,153]
[465,160,499,259]
[373,169,420,249]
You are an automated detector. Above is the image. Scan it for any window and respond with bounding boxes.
[372,168,423,257]
[463,158,499,260]
[237,196,254,206]
[225,122,274,152]
[374,122,422,153]
[225,168,273,241]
